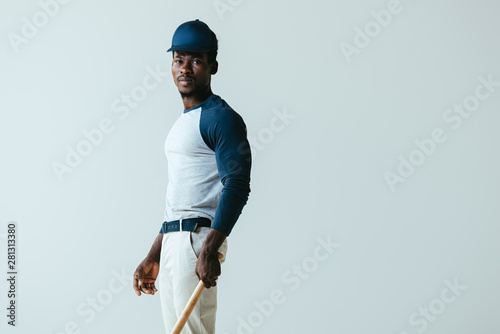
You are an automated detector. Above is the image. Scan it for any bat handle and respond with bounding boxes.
[169,253,224,334]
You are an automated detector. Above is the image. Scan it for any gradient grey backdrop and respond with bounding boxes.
[1,0,499,333]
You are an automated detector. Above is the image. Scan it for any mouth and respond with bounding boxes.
[178,76,194,85]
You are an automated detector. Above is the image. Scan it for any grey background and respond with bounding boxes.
[1,0,499,333]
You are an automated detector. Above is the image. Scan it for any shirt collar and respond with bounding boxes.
[183,93,217,113]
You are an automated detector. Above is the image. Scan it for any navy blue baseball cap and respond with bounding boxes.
[167,19,217,53]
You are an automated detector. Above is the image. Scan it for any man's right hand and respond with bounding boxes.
[133,258,160,296]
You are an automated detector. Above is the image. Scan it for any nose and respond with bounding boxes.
[180,61,192,74]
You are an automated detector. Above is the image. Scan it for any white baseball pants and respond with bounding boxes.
[158,227,227,334]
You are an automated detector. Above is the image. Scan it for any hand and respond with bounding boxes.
[133,258,159,296]
[195,252,221,288]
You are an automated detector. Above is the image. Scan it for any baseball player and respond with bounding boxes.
[133,19,252,334]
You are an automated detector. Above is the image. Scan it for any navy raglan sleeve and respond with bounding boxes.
[200,108,252,236]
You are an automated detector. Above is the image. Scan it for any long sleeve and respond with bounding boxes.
[200,107,252,236]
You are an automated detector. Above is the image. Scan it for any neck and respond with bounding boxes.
[181,88,213,110]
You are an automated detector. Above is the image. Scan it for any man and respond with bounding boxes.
[133,19,252,334]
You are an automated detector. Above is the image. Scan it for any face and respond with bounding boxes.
[171,50,216,97]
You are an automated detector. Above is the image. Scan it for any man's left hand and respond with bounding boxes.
[196,252,221,288]
[195,228,226,288]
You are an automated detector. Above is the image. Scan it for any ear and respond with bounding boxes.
[210,61,218,75]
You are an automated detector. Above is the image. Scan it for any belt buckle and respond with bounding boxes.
[179,218,183,232]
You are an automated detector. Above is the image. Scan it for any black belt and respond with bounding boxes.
[159,217,211,234]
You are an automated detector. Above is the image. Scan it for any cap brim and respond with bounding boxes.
[166,45,213,53]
